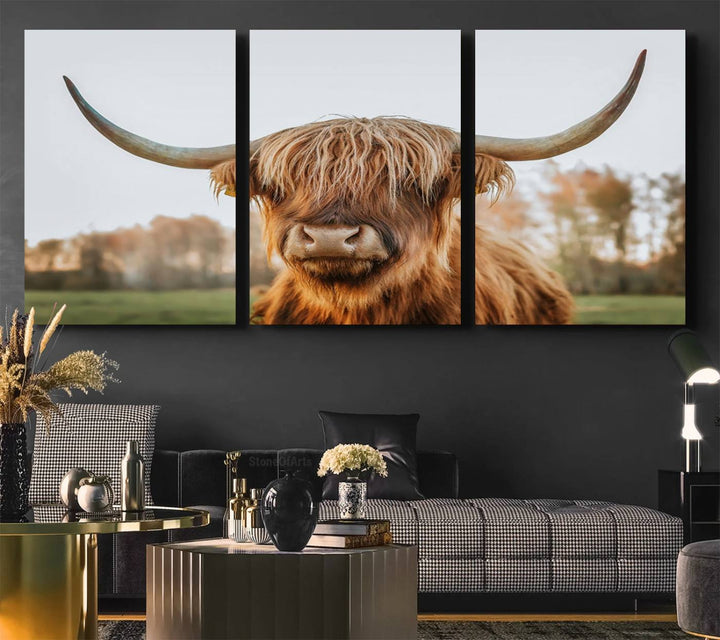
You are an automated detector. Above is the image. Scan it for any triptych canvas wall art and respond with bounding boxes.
[23,29,685,326]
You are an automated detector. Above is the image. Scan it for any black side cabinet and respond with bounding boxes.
[658,470,720,544]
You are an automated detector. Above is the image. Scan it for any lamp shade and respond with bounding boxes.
[668,330,720,384]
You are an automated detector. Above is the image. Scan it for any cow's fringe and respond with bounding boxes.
[251,117,461,204]
[213,122,513,205]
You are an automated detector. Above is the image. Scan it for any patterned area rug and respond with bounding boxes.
[99,620,687,639]
[418,621,686,639]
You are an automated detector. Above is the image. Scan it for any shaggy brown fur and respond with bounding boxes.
[251,217,573,325]
[217,116,574,325]
[210,160,237,198]
[475,225,574,324]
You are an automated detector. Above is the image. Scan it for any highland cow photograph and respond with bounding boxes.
[474,30,685,325]
[24,30,236,324]
[249,30,461,325]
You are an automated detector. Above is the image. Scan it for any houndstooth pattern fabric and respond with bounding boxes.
[618,558,678,592]
[547,509,616,559]
[414,500,483,559]
[485,559,551,592]
[601,504,684,560]
[553,558,617,591]
[31,503,69,523]
[319,497,682,593]
[30,404,158,507]
[420,558,484,592]
[472,499,550,560]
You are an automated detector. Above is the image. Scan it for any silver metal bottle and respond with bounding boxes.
[121,440,145,511]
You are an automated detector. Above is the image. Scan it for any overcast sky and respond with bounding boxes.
[476,30,685,179]
[25,30,682,245]
[25,30,235,245]
[250,30,461,138]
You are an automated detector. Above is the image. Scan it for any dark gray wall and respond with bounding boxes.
[1,1,718,508]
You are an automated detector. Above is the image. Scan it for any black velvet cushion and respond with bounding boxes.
[319,411,423,500]
[178,450,226,507]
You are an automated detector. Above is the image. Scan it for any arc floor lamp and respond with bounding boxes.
[668,330,720,472]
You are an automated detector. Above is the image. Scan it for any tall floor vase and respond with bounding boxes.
[0,423,30,519]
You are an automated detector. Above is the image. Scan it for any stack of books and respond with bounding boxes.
[308,519,392,549]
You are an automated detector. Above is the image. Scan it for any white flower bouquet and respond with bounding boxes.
[317,443,388,479]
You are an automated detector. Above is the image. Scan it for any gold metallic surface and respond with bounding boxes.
[0,505,209,535]
[0,507,208,640]
[0,534,97,640]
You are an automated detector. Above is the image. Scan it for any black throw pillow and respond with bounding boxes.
[319,411,424,500]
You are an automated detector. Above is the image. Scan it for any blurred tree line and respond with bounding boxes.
[476,163,685,296]
[26,215,235,290]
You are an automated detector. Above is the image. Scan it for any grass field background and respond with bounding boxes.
[25,289,235,325]
[572,295,685,325]
[25,291,682,325]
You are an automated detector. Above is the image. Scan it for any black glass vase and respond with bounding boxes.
[261,472,317,552]
[0,423,30,519]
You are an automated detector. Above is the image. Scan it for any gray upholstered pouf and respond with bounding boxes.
[677,539,720,639]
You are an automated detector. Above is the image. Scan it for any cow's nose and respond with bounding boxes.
[285,224,389,261]
[301,225,361,256]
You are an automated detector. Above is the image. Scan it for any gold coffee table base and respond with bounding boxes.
[0,505,209,640]
[0,533,98,640]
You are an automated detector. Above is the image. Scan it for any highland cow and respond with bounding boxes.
[63,50,645,324]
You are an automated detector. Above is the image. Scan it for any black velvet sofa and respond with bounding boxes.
[100,448,681,612]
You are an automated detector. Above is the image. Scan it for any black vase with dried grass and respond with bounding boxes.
[0,423,29,519]
[0,305,119,519]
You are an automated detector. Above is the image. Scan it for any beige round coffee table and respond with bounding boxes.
[0,503,208,640]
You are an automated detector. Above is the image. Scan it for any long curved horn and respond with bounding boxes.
[473,50,647,161]
[63,76,236,169]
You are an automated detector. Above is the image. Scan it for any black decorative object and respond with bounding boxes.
[261,472,317,552]
[0,423,30,518]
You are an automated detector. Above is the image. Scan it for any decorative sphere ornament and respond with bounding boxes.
[77,475,114,512]
[60,467,90,510]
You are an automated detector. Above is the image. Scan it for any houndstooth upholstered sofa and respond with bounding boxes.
[320,498,682,594]
[86,448,682,610]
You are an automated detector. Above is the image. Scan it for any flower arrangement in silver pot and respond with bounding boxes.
[317,444,388,520]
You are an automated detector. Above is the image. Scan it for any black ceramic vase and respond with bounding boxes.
[0,423,30,519]
[261,472,318,551]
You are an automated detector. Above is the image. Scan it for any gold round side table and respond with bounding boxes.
[0,504,208,640]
